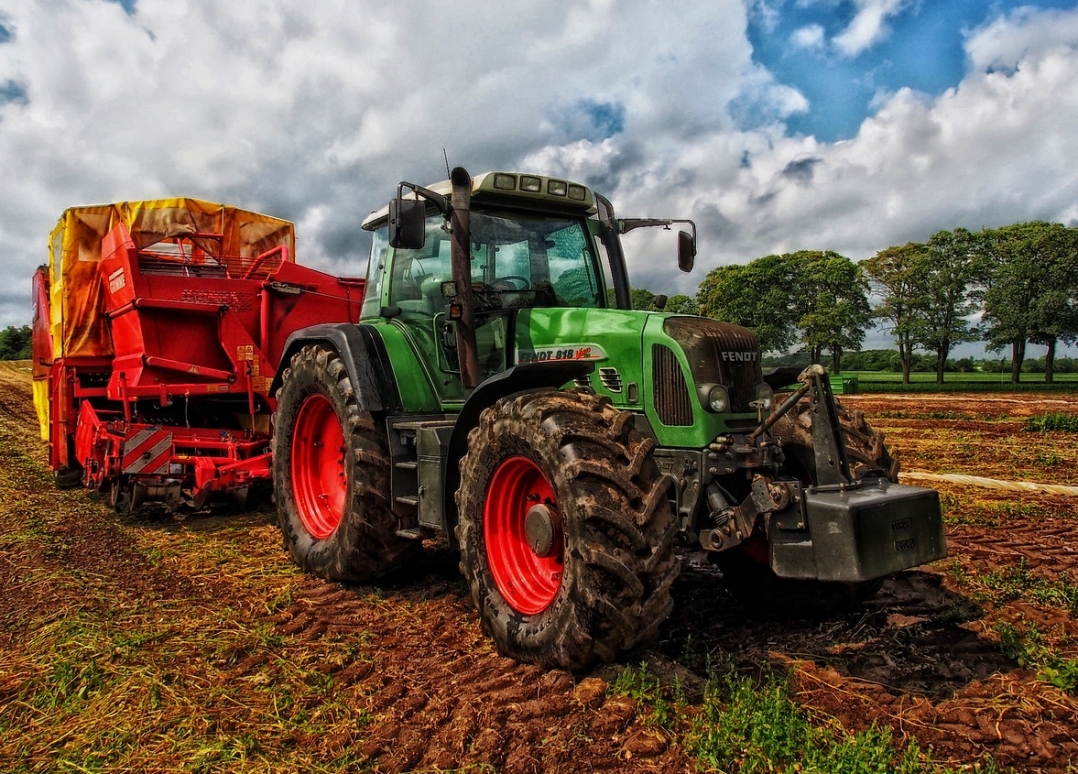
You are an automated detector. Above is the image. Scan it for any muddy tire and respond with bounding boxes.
[771,396,899,482]
[717,394,894,613]
[455,389,679,672]
[272,345,420,582]
[55,465,83,490]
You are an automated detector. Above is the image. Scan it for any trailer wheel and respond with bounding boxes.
[54,465,83,490]
[455,390,679,671]
[715,396,893,614]
[273,345,419,582]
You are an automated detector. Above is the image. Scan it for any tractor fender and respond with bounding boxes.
[442,360,595,545]
[271,323,401,413]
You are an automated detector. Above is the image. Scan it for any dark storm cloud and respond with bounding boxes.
[781,156,822,183]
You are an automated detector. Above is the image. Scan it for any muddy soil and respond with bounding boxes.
[1,366,1076,773]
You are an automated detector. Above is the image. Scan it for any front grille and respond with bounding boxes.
[663,317,761,413]
[652,344,693,426]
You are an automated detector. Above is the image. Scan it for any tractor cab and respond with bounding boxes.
[361,173,623,402]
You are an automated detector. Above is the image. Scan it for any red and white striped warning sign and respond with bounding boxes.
[121,429,173,475]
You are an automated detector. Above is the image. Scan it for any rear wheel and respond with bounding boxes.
[717,395,893,613]
[54,465,83,490]
[456,389,679,671]
[273,345,419,582]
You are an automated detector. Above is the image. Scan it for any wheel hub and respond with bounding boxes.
[525,503,561,558]
[483,455,564,615]
[291,393,347,540]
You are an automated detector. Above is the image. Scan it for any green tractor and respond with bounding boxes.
[271,168,946,671]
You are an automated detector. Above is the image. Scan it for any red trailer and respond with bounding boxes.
[33,198,363,510]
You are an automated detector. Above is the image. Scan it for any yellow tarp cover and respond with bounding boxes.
[47,198,296,359]
[33,379,49,441]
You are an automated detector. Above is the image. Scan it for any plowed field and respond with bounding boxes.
[2,362,1076,773]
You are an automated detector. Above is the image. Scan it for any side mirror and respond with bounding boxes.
[653,294,668,311]
[677,230,695,273]
[389,197,426,249]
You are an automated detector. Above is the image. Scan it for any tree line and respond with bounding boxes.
[639,221,1078,384]
[0,325,31,360]
[12,218,1076,384]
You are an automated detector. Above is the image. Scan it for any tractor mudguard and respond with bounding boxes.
[441,360,596,544]
[272,323,401,413]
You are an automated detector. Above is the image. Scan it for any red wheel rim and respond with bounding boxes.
[291,393,347,540]
[484,456,564,615]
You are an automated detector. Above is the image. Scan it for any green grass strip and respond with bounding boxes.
[612,664,1008,773]
[1025,412,1078,433]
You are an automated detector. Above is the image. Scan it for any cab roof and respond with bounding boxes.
[362,171,597,230]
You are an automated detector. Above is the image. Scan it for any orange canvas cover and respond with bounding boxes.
[47,198,296,359]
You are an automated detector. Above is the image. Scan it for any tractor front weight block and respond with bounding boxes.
[769,478,945,582]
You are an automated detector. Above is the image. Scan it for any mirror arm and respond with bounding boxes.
[617,218,697,241]
[397,182,450,217]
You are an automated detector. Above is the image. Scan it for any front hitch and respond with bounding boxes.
[748,363,854,488]
[700,365,861,556]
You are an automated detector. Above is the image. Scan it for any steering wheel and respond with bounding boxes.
[470,282,503,312]
[492,275,530,291]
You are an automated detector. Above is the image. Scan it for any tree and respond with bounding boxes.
[914,229,980,383]
[1026,226,1078,383]
[862,243,930,383]
[0,325,31,360]
[980,222,1078,383]
[696,254,800,353]
[788,251,871,373]
[630,287,656,310]
[664,294,698,315]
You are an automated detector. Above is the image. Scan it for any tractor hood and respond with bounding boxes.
[512,308,763,446]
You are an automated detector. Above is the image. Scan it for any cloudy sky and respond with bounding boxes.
[2,0,1078,355]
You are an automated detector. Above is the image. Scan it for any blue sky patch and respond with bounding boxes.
[0,80,27,106]
[748,0,1078,141]
[553,98,626,142]
[104,0,137,15]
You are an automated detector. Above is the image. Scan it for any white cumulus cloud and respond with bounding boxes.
[964,5,1078,71]
[0,0,1076,351]
[791,23,825,50]
[833,0,907,57]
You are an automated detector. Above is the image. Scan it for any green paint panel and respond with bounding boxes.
[363,320,443,412]
[515,309,758,448]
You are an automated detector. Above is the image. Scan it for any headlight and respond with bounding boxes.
[698,383,730,413]
[755,383,774,411]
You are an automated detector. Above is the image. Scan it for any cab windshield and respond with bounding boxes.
[384,209,605,315]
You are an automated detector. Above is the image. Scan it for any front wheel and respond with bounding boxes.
[455,390,679,672]
[716,395,895,613]
[272,345,419,582]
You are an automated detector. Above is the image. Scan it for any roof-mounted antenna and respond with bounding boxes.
[443,149,451,179]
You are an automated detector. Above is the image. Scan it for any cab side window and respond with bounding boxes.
[388,217,452,316]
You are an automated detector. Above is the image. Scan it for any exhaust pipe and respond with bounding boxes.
[449,167,481,390]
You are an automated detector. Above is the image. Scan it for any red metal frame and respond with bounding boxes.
[35,216,363,509]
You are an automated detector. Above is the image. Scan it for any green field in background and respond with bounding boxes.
[834,371,1078,393]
